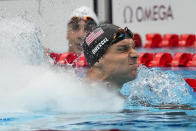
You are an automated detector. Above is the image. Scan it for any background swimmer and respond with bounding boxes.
[67,6,99,54]
[46,6,99,65]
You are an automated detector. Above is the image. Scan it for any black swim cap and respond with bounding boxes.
[82,24,134,67]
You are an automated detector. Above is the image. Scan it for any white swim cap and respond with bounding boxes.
[69,6,99,25]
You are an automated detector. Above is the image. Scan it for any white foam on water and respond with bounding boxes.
[0,17,124,113]
[121,65,196,108]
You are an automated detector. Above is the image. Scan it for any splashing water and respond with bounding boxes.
[0,17,46,65]
[1,17,195,115]
[0,17,124,113]
[121,65,196,109]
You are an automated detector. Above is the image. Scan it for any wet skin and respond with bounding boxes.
[100,38,140,87]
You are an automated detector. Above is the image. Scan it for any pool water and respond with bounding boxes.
[162,67,196,79]
[0,67,196,131]
[0,18,196,131]
[1,109,196,130]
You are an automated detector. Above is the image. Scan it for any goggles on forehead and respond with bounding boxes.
[70,16,93,22]
[111,27,134,44]
[68,16,97,32]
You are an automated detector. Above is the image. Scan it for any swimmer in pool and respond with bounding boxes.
[82,24,196,110]
[82,24,139,89]
[47,7,98,64]
[67,6,99,54]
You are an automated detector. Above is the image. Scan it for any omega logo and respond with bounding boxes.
[123,5,174,23]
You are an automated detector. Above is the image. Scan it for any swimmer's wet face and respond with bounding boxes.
[67,17,97,54]
[100,38,139,85]
[83,24,139,87]
[67,20,86,53]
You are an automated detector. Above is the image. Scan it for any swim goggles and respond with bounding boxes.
[111,27,134,44]
[68,16,97,32]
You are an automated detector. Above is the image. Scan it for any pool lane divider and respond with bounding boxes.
[143,33,196,48]
[48,52,88,67]
[138,52,196,67]
[110,33,195,48]
[184,78,196,92]
[46,51,196,67]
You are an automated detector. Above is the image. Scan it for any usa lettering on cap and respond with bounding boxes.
[92,37,109,54]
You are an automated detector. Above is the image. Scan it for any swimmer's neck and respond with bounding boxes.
[68,48,81,54]
[86,68,124,88]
